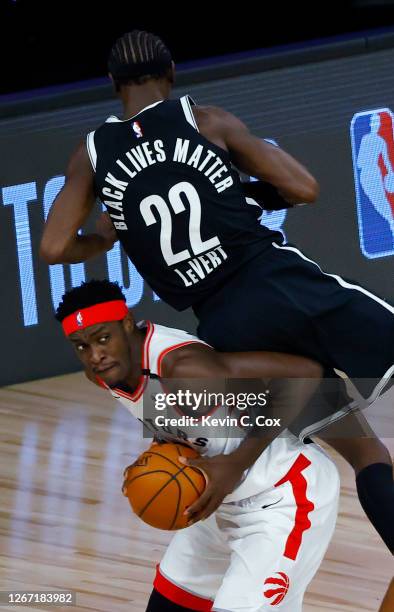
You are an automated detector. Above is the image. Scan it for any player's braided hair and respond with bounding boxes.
[55,280,126,322]
[108,30,173,89]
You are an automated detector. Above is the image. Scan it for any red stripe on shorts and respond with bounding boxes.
[154,564,214,611]
[275,453,315,561]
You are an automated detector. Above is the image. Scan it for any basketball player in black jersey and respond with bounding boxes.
[40,30,393,553]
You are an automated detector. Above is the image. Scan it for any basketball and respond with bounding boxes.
[122,442,206,530]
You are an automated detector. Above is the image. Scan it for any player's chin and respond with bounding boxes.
[97,364,123,386]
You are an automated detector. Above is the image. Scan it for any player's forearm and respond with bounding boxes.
[221,351,322,380]
[223,354,322,462]
[226,431,272,471]
[258,145,319,203]
[40,233,111,264]
[227,378,322,470]
[226,383,311,469]
[234,143,318,204]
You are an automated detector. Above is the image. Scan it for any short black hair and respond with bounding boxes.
[55,279,126,323]
[108,30,173,90]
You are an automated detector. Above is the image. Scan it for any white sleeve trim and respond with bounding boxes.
[86,131,97,171]
[180,95,199,132]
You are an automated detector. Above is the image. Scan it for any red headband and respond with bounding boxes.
[62,300,129,336]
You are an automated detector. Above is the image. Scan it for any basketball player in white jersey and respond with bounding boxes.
[56,279,339,612]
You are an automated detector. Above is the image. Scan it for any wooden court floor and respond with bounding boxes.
[0,372,393,611]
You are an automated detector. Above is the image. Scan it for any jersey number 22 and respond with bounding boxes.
[140,181,220,266]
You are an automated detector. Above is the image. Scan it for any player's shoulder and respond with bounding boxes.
[148,322,212,376]
[150,322,199,343]
[148,321,204,357]
[193,104,235,124]
[193,104,247,136]
[161,341,214,378]
[66,139,94,176]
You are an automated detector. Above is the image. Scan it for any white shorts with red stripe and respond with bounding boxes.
[155,445,339,611]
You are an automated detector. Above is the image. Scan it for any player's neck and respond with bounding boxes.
[120,82,170,120]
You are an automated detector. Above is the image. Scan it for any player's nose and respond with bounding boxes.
[90,345,106,365]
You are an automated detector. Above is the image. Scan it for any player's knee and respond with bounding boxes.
[146,588,195,612]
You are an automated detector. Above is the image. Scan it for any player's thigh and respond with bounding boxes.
[213,450,339,611]
[316,291,394,388]
[158,513,230,604]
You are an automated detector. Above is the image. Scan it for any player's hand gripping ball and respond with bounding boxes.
[122,442,206,530]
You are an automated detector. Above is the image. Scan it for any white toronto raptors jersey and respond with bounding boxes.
[100,321,328,501]
[101,320,240,457]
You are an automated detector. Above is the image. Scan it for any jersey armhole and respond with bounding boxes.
[86,131,97,171]
[157,340,204,377]
[180,95,200,132]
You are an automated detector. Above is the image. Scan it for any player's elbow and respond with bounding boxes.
[286,176,319,204]
[39,237,67,264]
[300,176,319,203]
[292,176,319,204]
[279,176,319,206]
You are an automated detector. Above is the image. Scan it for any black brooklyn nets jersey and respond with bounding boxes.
[87,96,283,310]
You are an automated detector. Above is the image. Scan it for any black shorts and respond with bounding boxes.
[194,242,394,436]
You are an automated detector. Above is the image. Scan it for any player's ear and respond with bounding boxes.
[108,73,119,94]
[122,312,134,334]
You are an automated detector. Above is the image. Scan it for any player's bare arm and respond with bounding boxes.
[161,342,322,380]
[40,142,117,264]
[161,343,322,524]
[194,105,319,204]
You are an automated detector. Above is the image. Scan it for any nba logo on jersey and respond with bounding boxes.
[76,311,83,327]
[350,108,394,258]
[132,121,143,138]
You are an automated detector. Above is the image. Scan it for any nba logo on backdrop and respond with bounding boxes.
[350,108,394,258]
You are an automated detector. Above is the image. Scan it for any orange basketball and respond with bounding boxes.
[122,442,206,530]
